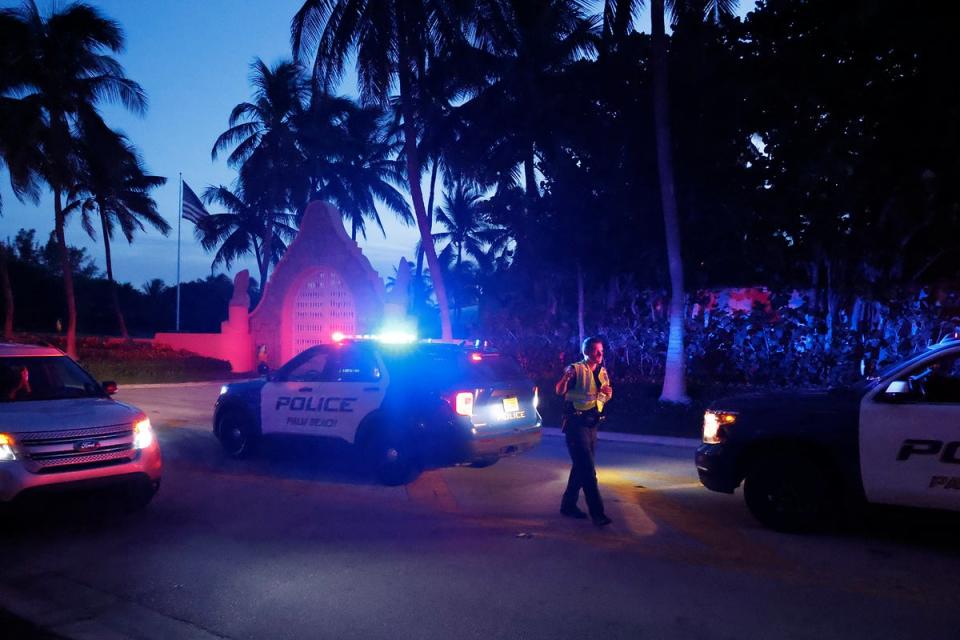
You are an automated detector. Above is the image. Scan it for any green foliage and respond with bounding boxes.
[486,286,960,391]
[21,335,232,384]
[0,231,256,336]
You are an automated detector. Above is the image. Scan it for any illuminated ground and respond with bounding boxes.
[1,382,958,639]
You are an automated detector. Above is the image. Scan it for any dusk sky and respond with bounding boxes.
[0,0,756,289]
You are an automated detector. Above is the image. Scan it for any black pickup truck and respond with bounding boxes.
[697,339,960,530]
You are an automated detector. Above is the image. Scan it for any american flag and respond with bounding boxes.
[181,181,210,224]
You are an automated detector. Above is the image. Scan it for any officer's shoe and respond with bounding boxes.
[592,515,613,527]
[560,506,589,519]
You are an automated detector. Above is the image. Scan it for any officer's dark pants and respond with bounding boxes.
[561,413,606,519]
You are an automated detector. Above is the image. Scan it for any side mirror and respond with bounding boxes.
[882,380,910,402]
[102,380,118,395]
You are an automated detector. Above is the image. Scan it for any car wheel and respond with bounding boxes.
[122,479,159,512]
[367,429,420,486]
[217,409,259,458]
[469,456,499,469]
[743,454,833,532]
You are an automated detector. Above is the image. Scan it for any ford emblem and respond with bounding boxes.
[74,439,100,452]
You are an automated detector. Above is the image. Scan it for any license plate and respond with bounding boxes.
[502,397,519,413]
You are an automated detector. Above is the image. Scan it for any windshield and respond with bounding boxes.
[0,355,105,403]
[854,347,949,391]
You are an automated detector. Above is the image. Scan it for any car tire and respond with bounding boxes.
[122,479,159,512]
[743,454,833,532]
[469,456,499,469]
[367,429,420,486]
[216,409,259,458]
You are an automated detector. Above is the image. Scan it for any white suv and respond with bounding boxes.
[0,343,161,510]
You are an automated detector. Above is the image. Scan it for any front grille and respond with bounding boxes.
[15,423,136,474]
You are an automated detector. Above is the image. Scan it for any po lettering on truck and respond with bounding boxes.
[275,396,357,412]
[929,476,960,490]
[896,439,960,464]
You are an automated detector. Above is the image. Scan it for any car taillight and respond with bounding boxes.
[454,392,474,417]
[533,386,539,409]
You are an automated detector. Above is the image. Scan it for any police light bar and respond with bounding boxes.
[330,330,417,344]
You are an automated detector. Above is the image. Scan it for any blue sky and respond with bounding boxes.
[0,0,756,290]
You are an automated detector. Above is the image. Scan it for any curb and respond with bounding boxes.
[540,427,700,449]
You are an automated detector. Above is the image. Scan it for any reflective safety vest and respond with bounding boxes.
[565,361,611,413]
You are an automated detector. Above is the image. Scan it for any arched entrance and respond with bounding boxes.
[288,267,357,358]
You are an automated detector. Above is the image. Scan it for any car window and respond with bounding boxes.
[0,356,103,402]
[284,348,332,382]
[331,345,381,382]
[899,352,960,404]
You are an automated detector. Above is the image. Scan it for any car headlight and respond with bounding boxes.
[133,418,154,449]
[220,385,229,396]
[0,433,16,461]
[703,410,737,444]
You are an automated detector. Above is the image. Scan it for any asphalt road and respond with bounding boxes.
[2,382,960,640]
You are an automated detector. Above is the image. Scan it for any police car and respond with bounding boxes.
[213,336,542,485]
[0,343,162,510]
[697,337,960,531]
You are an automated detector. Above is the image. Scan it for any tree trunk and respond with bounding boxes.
[397,58,452,339]
[0,243,14,339]
[54,190,78,358]
[824,257,835,353]
[414,158,439,313]
[524,151,538,199]
[260,219,273,290]
[576,260,586,347]
[98,206,129,339]
[651,0,689,404]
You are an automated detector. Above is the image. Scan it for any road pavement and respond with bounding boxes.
[1,382,959,640]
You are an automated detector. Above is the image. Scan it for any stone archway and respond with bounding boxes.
[247,201,386,368]
[287,267,357,358]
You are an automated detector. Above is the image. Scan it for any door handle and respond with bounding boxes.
[298,387,313,393]
[363,387,380,392]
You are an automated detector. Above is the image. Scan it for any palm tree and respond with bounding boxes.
[600,0,737,403]
[456,0,598,199]
[141,278,166,298]
[197,184,297,287]
[0,241,14,338]
[292,0,462,339]
[382,56,463,311]
[309,103,412,240]
[0,1,147,357]
[67,119,169,338]
[431,181,511,320]
[432,182,503,272]
[212,58,308,285]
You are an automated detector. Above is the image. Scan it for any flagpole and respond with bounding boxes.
[176,172,182,332]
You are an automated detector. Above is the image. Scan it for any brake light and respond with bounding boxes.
[454,392,474,417]
[470,352,483,362]
[533,386,539,409]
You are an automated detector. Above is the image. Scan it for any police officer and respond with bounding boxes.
[555,336,613,526]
